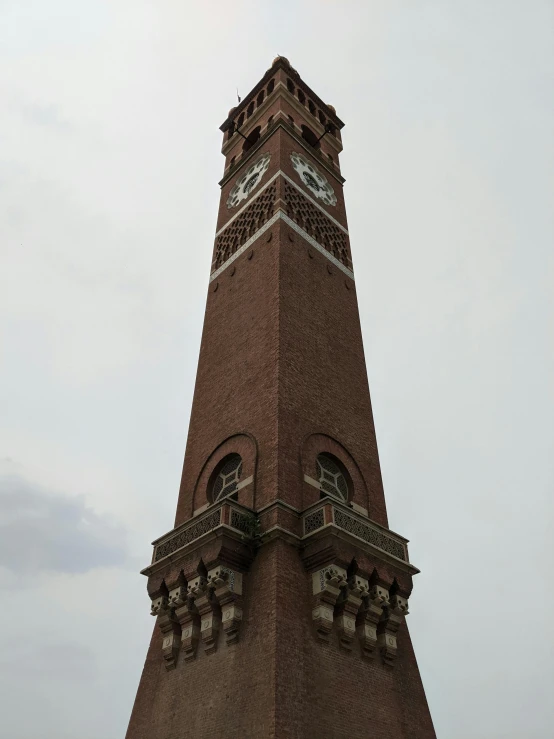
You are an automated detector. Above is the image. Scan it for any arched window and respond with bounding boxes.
[267,79,275,94]
[211,454,243,502]
[247,101,255,118]
[317,454,348,502]
[297,90,306,105]
[301,124,320,149]
[242,125,261,153]
[257,90,265,107]
[318,110,326,125]
[308,100,316,115]
[237,112,245,128]
[287,78,295,94]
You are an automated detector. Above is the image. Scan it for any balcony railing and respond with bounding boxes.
[302,499,410,563]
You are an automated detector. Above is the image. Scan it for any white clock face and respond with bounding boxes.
[290,152,337,206]
[226,153,271,208]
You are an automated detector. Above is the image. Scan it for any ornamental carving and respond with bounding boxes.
[304,509,325,534]
[154,509,222,562]
[214,183,277,269]
[333,508,406,561]
[283,180,350,268]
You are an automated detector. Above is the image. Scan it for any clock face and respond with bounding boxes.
[226,153,271,208]
[290,152,337,206]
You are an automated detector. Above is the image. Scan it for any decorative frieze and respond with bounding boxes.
[153,509,222,562]
[301,501,410,564]
[333,509,407,561]
[304,508,325,535]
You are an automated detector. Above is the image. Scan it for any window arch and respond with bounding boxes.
[210,454,243,502]
[317,453,348,501]
[301,124,320,149]
[257,90,265,107]
[242,125,261,153]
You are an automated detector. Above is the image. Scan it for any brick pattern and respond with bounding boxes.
[283,179,351,267]
[126,58,436,739]
[212,183,277,270]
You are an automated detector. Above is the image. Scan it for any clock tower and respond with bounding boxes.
[126,57,436,739]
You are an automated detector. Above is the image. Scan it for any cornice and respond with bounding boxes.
[219,118,345,190]
[219,58,344,133]
[221,82,343,158]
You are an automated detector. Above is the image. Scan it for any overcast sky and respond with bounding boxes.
[1,1,553,737]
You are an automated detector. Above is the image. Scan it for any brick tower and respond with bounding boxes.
[126,57,436,739]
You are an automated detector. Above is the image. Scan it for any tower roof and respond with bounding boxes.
[219,57,344,133]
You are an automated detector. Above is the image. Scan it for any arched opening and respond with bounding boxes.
[287,78,295,94]
[242,125,261,153]
[301,124,320,149]
[209,454,243,502]
[257,90,265,107]
[297,89,306,105]
[308,100,316,115]
[317,453,349,502]
[237,112,245,128]
[288,115,295,127]
[267,79,275,94]
[318,110,326,125]
[247,101,255,118]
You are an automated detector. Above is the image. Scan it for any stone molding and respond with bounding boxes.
[143,500,257,576]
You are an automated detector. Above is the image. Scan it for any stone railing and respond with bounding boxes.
[150,501,256,564]
[301,500,409,563]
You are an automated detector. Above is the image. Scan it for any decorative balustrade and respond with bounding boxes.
[151,501,256,565]
[301,500,409,563]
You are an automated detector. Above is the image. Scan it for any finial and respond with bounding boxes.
[272,55,290,66]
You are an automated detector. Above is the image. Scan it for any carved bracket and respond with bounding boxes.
[311,565,347,641]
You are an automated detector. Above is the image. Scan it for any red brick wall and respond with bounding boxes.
[127,59,435,739]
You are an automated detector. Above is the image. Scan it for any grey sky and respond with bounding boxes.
[1,1,553,737]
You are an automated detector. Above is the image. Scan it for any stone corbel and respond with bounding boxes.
[378,593,409,668]
[158,612,181,670]
[335,574,369,651]
[208,566,244,646]
[150,588,180,670]
[357,583,389,660]
[168,579,200,663]
[189,574,220,655]
[311,565,347,641]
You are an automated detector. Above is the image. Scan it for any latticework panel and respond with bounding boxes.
[213,183,277,270]
[283,181,351,268]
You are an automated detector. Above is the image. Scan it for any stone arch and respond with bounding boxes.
[300,433,369,513]
[192,433,258,513]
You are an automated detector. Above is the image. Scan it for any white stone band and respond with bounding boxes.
[209,210,355,283]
